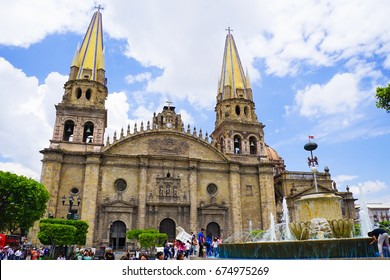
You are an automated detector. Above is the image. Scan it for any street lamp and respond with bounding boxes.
[304,136,319,193]
[61,195,81,220]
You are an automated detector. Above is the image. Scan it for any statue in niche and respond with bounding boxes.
[166,185,170,196]
[159,185,164,197]
[173,186,177,196]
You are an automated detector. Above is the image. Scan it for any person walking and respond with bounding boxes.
[197,228,206,257]
[368,228,390,257]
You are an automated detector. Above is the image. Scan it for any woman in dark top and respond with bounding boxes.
[368,228,389,257]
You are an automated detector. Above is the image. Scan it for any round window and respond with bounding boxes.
[114,179,127,192]
[207,184,218,196]
[71,187,79,195]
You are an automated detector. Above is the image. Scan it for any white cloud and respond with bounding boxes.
[0,162,39,180]
[295,73,361,117]
[0,0,96,47]
[0,58,64,177]
[332,175,358,185]
[125,72,152,84]
[349,180,389,204]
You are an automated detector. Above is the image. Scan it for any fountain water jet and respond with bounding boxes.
[358,184,373,237]
[282,197,292,240]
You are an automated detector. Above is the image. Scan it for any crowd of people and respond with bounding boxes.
[0,228,223,260]
[0,245,50,260]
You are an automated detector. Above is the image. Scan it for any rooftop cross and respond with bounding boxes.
[225,26,233,34]
[95,4,104,12]
[166,100,172,110]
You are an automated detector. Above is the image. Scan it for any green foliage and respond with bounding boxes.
[353,223,361,236]
[250,229,264,238]
[379,221,390,234]
[0,171,50,234]
[39,218,89,245]
[138,232,167,249]
[126,228,159,240]
[126,228,167,250]
[38,223,76,246]
[375,84,390,112]
[126,229,144,240]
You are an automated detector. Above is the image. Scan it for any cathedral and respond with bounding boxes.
[37,10,356,249]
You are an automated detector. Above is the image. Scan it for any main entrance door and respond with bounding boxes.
[159,218,176,240]
[109,221,126,251]
[206,222,221,238]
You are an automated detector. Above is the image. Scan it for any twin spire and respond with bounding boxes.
[70,9,250,104]
[218,28,252,101]
[71,9,104,81]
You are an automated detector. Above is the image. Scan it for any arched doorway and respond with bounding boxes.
[159,218,176,240]
[109,221,126,251]
[206,222,221,238]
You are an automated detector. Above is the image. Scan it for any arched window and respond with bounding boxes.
[63,120,75,141]
[234,135,241,154]
[244,106,249,117]
[83,122,94,143]
[86,88,92,100]
[220,137,224,152]
[235,105,240,116]
[249,136,257,155]
[76,88,82,99]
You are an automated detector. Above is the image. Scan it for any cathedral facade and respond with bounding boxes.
[38,11,355,249]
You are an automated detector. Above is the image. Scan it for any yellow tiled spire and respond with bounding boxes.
[71,9,104,81]
[218,28,251,100]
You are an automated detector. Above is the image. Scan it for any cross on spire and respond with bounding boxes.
[166,100,172,110]
[225,26,233,34]
[95,4,104,12]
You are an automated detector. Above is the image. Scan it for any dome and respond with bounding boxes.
[265,144,282,161]
[264,144,285,174]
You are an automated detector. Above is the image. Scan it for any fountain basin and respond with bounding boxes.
[295,193,343,222]
[219,238,376,259]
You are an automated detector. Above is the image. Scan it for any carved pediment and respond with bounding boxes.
[148,137,189,155]
[199,202,228,213]
[291,185,335,198]
[101,199,137,213]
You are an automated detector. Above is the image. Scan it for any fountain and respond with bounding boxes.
[220,201,375,259]
[358,184,373,236]
[218,138,377,259]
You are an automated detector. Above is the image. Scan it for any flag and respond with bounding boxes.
[308,135,315,139]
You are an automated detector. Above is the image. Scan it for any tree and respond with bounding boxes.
[126,228,167,251]
[138,232,167,250]
[38,222,77,259]
[38,223,76,247]
[376,84,390,112]
[39,218,89,245]
[0,171,50,234]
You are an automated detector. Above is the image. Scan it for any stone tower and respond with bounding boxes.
[211,29,276,233]
[39,9,106,245]
[211,29,266,160]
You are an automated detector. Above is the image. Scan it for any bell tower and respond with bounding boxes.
[211,29,265,158]
[51,9,107,147]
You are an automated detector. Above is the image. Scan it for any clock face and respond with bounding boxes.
[166,122,172,128]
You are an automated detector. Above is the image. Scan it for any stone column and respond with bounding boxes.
[40,153,63,217]
[188,161,198,233]
[258,163,276,229]
[80,155,101,247]
[229,163,243,237]
[29,152,63,244]
[137,157,148,229]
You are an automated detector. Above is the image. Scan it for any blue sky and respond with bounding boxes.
[0,0,389,205]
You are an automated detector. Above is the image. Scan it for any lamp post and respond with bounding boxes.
[61,195,81,220]
[304,136,319,193]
